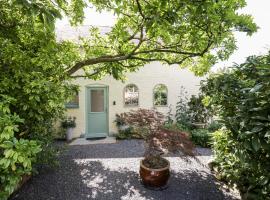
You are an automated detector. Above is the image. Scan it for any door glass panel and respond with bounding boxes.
[91,90,104,112]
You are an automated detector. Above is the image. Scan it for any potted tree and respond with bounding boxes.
[61,116,76,141]
[120,109,196,189]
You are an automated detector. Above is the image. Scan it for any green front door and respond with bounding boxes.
[86,87,108,138]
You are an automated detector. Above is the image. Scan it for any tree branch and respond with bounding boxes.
[67,55,128,75]
[129,56,190,65]
[133,39,213,57]
[129,26,144,54]
[68,28,213,76]
[135,0,146,19]
[133,49,202,56]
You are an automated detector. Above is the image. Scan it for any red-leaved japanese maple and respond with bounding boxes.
[118,109,196,169]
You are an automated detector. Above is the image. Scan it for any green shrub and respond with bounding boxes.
[0,0,79,176]
[115,113,145,139]
[53,127,66,140]
[202,54,270,199]
[190,129,212,148]
[116,127,134,140]
[188,95,213,124]
[165,105,174,125]
[0,96,41,200]
[207,121,223,132]
[175,86,193,128]
[163,123,212,148]
[175,86,213,129]
[211,130,265,199]
[163,123,191,133]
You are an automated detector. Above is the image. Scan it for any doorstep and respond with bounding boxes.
[69,137,116,146]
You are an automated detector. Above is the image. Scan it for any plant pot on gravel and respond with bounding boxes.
[140,156,170,188]
[61,116,76,141]
[118,109,197,189]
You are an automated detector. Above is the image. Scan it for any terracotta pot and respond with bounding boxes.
[139,158,170,188]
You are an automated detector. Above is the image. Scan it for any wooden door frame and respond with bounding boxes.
[85,84,109,138]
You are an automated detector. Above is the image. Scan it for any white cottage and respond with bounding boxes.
[57,25,204,138]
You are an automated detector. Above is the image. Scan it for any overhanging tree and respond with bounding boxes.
[0,0,259,142]
[0,1,258,198]
[1,0,257,79]
[66,0,258,79]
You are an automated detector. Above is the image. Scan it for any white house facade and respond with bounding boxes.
[57,25,204,138]
[65,62,203,138]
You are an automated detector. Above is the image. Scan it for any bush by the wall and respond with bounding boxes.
[175,86,193,129]
[116,127,134,140]
[188,95,213,124]
[202,54,270,199]
[0,96,41,200]
[190,129,212,148]
[175,86,214,129]
[207,121,223,132]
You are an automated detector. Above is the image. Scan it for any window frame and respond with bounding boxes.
[65,91,79,109]
[123,84,139,107]
[153,84,168,107]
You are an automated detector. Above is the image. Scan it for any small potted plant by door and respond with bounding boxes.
[121,109,196,189]
[61,116,76,141]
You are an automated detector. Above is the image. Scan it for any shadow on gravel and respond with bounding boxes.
[12,160,236,200]
[11,140,236,200]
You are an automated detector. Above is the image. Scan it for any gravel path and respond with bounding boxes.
[11,140,240,200]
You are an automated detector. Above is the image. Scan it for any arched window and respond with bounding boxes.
[153,84,168,106]
[124,84,139,106]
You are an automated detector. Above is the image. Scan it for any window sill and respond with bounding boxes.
[154,105,168,108]
[124,105,139,107]
[65,104,79,109]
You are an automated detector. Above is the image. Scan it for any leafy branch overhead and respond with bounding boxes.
[66,0,258,79]
[2,0,256,80]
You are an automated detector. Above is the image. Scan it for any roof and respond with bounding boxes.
[55,25,111,42]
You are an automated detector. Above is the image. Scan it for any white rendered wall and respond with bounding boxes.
[66,62,204,138]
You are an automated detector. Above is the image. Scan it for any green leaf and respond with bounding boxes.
[251,126,264,133]
[18,156,25,163]
[250,84,263,93]
[252,137,261,151]
[4,149,14,158]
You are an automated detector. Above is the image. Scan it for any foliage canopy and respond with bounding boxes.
[1,0,257,79]
[202,53,270,199]
[69,0,257,78]
[0,0,258,198]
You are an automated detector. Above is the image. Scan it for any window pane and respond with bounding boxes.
[124,84,139,106]
[91,90,104,112]
[65,91,79,108]
[154,84,167,106]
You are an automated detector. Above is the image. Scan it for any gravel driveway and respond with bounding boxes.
[11,140,239,200]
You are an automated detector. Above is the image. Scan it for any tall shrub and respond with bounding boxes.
[0,96,41,199]
[0,1,78,166]
[202,54,270,199]
[0,3,78,199]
